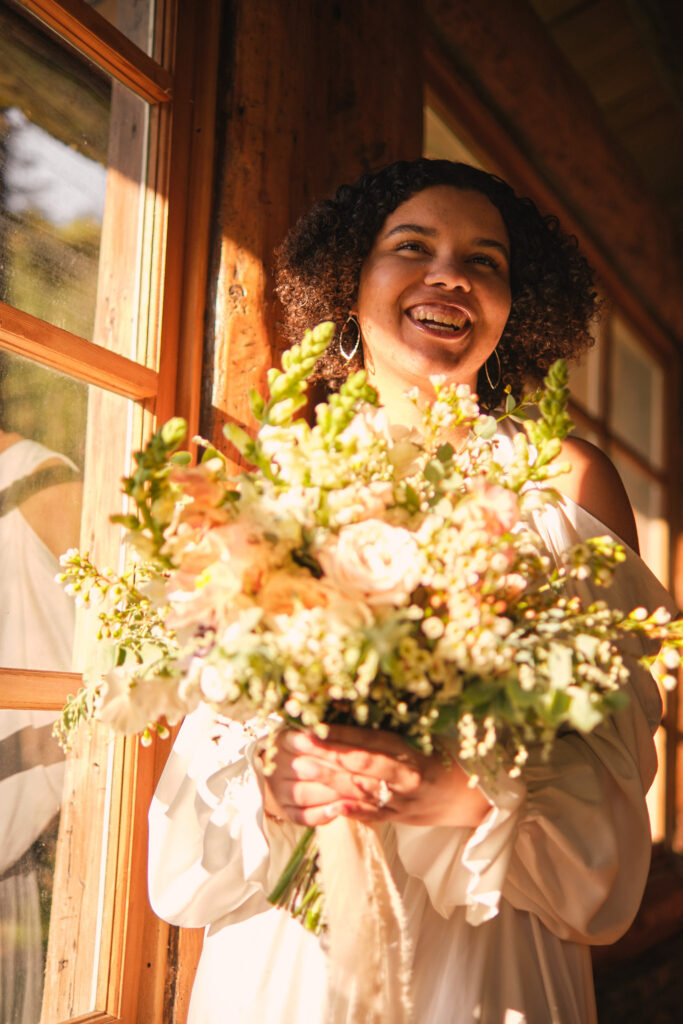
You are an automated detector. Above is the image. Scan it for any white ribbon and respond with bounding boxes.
[316,817,414,1024]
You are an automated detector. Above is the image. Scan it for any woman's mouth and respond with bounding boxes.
[406,304,472,338]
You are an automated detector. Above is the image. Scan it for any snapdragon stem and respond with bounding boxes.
[267,825,316,905]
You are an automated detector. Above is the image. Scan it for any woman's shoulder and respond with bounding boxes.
[555,436,639,553]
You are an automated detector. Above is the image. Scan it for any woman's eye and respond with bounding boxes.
[469,253,499,269]
[395,240,427,254]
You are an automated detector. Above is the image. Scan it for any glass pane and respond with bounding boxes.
[40,724,117,1022]
[0,708,65,1024]
[612,453,668,587]
[0,348,144,672]
[568,328,601,417]
[609,314,664,468]
[85,0,156,57]
[0,2,157,366]
[1,348,145,1019]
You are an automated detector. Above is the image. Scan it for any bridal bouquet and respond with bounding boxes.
[56,321,681,934]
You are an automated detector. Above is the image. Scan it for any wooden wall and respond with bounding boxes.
[203,0,422,451]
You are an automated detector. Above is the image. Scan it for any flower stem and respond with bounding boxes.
[267,825,316,905]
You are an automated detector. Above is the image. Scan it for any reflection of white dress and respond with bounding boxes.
[148,466,672,1024]
[0,439,75,1024]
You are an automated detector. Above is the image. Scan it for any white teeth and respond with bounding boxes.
[410,308,468,330]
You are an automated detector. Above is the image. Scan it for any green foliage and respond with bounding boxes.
[52,685,98,752]
[114,417,188,563]
[524,360,573,466]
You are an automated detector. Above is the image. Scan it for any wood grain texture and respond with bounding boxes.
[206,0,422,452]
[0,301,158,399]
[0,669,82,708]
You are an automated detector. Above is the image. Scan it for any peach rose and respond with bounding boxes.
[453,482,520,536]
[317,519,421,606]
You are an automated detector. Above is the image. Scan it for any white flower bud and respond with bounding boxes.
[661,648,680,670]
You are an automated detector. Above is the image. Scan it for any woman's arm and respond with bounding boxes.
[557,437,639,553]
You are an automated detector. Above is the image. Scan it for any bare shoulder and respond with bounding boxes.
[556,437,639,553]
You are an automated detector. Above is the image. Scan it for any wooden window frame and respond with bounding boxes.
[0,1,221,1020]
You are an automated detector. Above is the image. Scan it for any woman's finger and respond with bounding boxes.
[290,732,423,794]
[277,798,380,828]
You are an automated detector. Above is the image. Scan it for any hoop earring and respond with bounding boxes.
[339,313,361,362]
[484,348,501,390]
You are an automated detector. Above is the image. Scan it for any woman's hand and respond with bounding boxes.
[262,725,490,830]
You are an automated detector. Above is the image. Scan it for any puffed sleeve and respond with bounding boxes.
[394,499,669,943]
[148,703,303,927]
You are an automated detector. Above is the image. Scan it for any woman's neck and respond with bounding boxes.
[366,370,425,431]
[365,367,474,446]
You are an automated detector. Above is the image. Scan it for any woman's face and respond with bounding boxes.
[356,186,511,393]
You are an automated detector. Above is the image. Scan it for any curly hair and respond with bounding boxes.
[274,159,598,408]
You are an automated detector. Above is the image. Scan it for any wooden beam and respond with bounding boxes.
[0,668,83,709]
[0,301,158,399]
[20,0,173,104]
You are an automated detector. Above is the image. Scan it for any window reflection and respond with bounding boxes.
[0,711,64,1024]
[0,2,109,338]
[0,349,83,1022]
[0,1,154,365]
[0,352,85,670]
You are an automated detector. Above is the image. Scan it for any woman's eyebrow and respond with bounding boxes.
[473,237,510,261]
[383,224,510,261]
[383,222,437,238]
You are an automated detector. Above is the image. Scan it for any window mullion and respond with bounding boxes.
[0,302,158,399]
[0,667,82,709]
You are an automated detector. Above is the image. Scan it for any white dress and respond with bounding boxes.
[0,439,76,1024]
[148,460,671,1024]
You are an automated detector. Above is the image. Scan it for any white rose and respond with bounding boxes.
[96,668,188,733]
[317,519,422,606]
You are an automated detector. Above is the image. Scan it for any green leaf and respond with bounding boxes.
[424,460,445,484]
[160,417,187,448]
[223,422,254,455]
[170,451,192,466]
[110,514,141,530]
[249,389,266,420]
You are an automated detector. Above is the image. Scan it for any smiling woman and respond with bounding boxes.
[274,159,598,410]
[144,158,673,1024]
[355,187,512,428]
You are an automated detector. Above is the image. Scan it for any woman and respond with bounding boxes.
[148,160,667,1023]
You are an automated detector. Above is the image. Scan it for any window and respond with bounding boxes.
[569,314,672,842]
[0,1,219,1019]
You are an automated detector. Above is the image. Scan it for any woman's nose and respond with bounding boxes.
[423,258,471,291]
